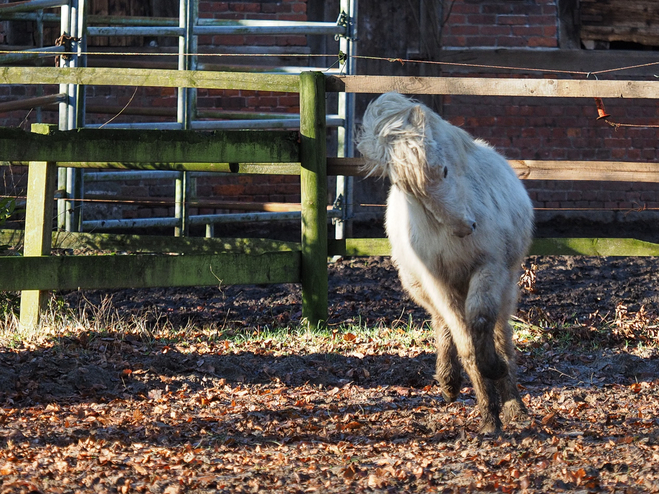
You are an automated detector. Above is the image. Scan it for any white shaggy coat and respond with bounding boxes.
[357,92,534,432]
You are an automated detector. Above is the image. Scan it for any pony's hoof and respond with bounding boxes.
[479,419,502,436]
[441,389,459,403]
[502,400,528,425]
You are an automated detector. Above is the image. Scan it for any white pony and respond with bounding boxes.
[357,92,534,432]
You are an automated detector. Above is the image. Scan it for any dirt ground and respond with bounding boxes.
[1,222,659,492]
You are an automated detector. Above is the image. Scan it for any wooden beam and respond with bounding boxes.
[529,238,659,257]
[300,71,328,326]
[48,162,303,174]
[326,76,659,99]
[511,160,659,183]
[0,230,300,255]
[19,124,57,329]
[0,251,301,291]
[0,128,300,164]
[0,67,300,92]
[326,158,659,183]
[328,237,659,258]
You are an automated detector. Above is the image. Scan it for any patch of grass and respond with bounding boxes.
[217,316,435,357]
[0,291,19,318]
[0,295,438,360]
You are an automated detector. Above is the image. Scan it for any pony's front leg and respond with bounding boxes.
[433,314,462,402]
[494,318,528,424]
[440,304,503,433]
[464,264,510,381]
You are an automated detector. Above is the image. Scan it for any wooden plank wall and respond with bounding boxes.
[581,0,659,46]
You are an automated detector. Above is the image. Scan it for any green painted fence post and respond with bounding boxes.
[19,123,58,329]
[299,71,328,327]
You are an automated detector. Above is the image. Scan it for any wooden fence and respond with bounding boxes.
[1,67,659,328]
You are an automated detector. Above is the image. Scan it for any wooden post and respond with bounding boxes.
[19,123,58,329]
[299,71,328,327]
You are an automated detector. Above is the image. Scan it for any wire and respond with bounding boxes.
[99,86,139,128]
[2,49,658,78]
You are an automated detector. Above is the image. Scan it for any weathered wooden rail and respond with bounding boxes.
[2,68,659,329]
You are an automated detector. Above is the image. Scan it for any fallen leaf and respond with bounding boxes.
[339,420,364,431]
[541,411,557,425]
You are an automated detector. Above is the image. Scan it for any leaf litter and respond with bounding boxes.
[0,255,658,493]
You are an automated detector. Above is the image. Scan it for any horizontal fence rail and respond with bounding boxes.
[0,252,301,291]
[328,238,659,258]
[326,158,659,183]
[326,75,659,99]
[0,229,300,255]
[0,67,301,93]
[0,128,300,164]
[5,69,659,100]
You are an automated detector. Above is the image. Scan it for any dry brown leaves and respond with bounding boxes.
[0,327,658,494]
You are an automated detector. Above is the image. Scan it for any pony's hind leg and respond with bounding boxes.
[460,356,502,433]
[433,314,462,402]
[495,319,528,424]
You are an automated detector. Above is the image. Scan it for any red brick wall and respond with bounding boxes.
[442,0,558,48]
[434,0,659,224]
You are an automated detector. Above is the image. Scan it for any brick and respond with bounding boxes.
[641,149,658,160]
[447,14,467,24]
[498,116,526,127]
[444,35,467,47]
[448,25,480,36]
[278,35,307,46]
[498,36,529,47]
[511,26,543,37]
[610,148,626,159]
[567,191,583,201]
[543,25,558,37]
[511,4,542,16]
[497,15,528,25]
[212,34,246,46]
[277,13,306,21]
[467,36,498,46]
[450,3,481,15]
[200,2,229,13]
[230,2,261,14]
[213,184,246,196]
[479,25,511,36]
[527,37,557,47]
[482,4,512,15]
[467,14,497,25]
[245,35,276,46]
